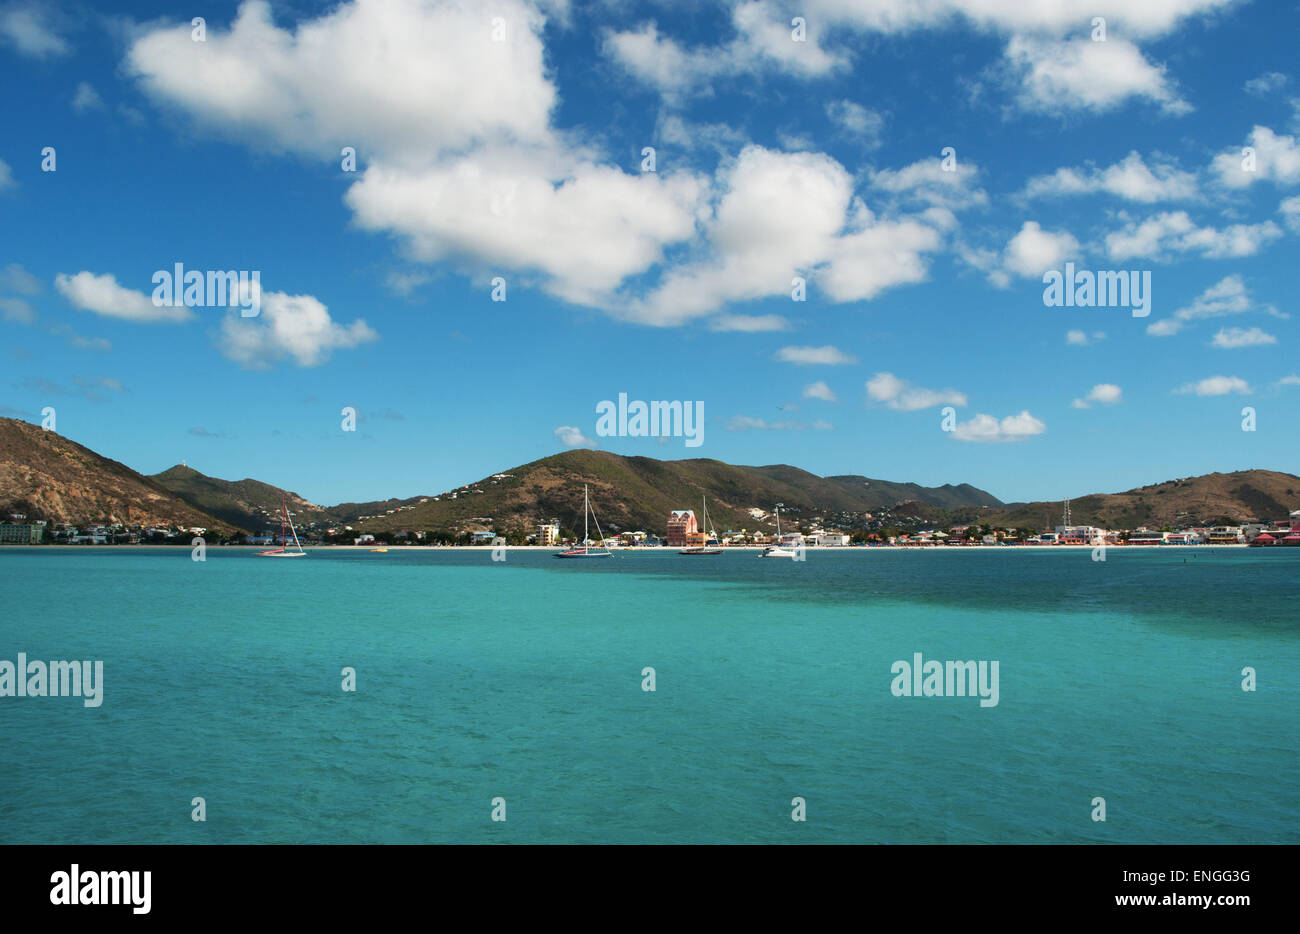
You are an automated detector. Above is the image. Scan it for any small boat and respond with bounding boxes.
[370,548,388,553]
[257,494,307,557]
[758,503,798,558]
[555,484,613,558]
[680,494,722,555]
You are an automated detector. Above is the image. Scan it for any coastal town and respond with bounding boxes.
[5,502,1299,548]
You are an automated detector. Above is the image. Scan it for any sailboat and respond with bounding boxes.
[555,484,612,558]
[679,494,722,555]
[257,493,307,557]
[758,503,797,558]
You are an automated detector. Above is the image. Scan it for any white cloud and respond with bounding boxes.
[869,156,987,212]
[866,372,967,411]
[55,271,192,323]
[1071,383,1123,408]
[1175,375,1252,396]
[217,291,377,368]
[603,1,844,98]
[708,314,790,332]
[0,158,12,191]
[554,425,597,448]
[1105,211,1282,260]
[1066,329,1106,346]
[0,297,35,324]
[0,3,69,57]
[1004,36,1189,115]
[825,99,884,146]
[628,147,944,324]
[1280,195,1300,232]
[1146,274,1275,337]
[1275,375,1300,389]
[71,82,102,114]
[384,270,432,297]
[1023,151,1197,202]
[1212,126,1300,188]
[803,380,837,402]
[775,345,857,365]
[1211,326,1276,348]
[346,155,705,308]
[1001,221,1080,279]
[727,415,833,431]
[799,0,1232,39]
[127,0,556,165]
[0,262,39,294]
[1244,72,1288,96]
[951,411,1045,443]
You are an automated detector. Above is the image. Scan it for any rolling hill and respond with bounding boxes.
[341,450,1005,535]
[150,465,329,533]
[0,418,236,531]
[5,416,1294,537]
[977,470,1300,530]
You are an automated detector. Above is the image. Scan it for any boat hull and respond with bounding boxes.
[257,549,307,557]
[555,549,611,558]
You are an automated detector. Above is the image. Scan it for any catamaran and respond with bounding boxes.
[758,503,798,558]
[555,484,612,558]
[679,494,722,555]
[257,493,307,557]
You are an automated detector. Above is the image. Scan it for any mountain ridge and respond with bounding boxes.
[1,418,1295,535]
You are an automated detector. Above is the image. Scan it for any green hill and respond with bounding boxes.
[344,450,1005,535]
[151,465,329,533]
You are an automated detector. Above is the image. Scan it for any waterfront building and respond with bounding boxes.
[1056,525,1106,544]
[666,510,698,547]
[1205,526,1244,544]
[0,523,44,544]
[538,522,560,547]
[1128,529,1167,545]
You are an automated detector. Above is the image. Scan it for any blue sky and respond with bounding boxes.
[2,0,1298,506]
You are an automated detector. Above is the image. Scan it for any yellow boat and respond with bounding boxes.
[370,548,388,553]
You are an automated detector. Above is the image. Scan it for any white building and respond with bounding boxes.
[1055,525,1105,544]
[811,531,851,546]
[538,522,560,547]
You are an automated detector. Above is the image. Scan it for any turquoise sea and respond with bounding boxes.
[0,546,1296,844]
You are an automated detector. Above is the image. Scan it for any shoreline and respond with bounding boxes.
[3,543,1255,551]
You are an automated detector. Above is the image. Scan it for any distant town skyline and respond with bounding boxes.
[2,0,1298,505]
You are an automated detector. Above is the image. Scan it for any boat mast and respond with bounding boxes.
[286,497,303,552]
[281,494,287,549]
[584,484,589,546]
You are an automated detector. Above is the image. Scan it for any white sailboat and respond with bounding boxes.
[679,494,721,555]
[555,484,612,558]
[257,493,307,557]
[758,503,797,558]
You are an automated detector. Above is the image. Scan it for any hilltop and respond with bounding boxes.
[151,465,329,532]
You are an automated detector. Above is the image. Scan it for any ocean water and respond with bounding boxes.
[0,546,1296,844]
